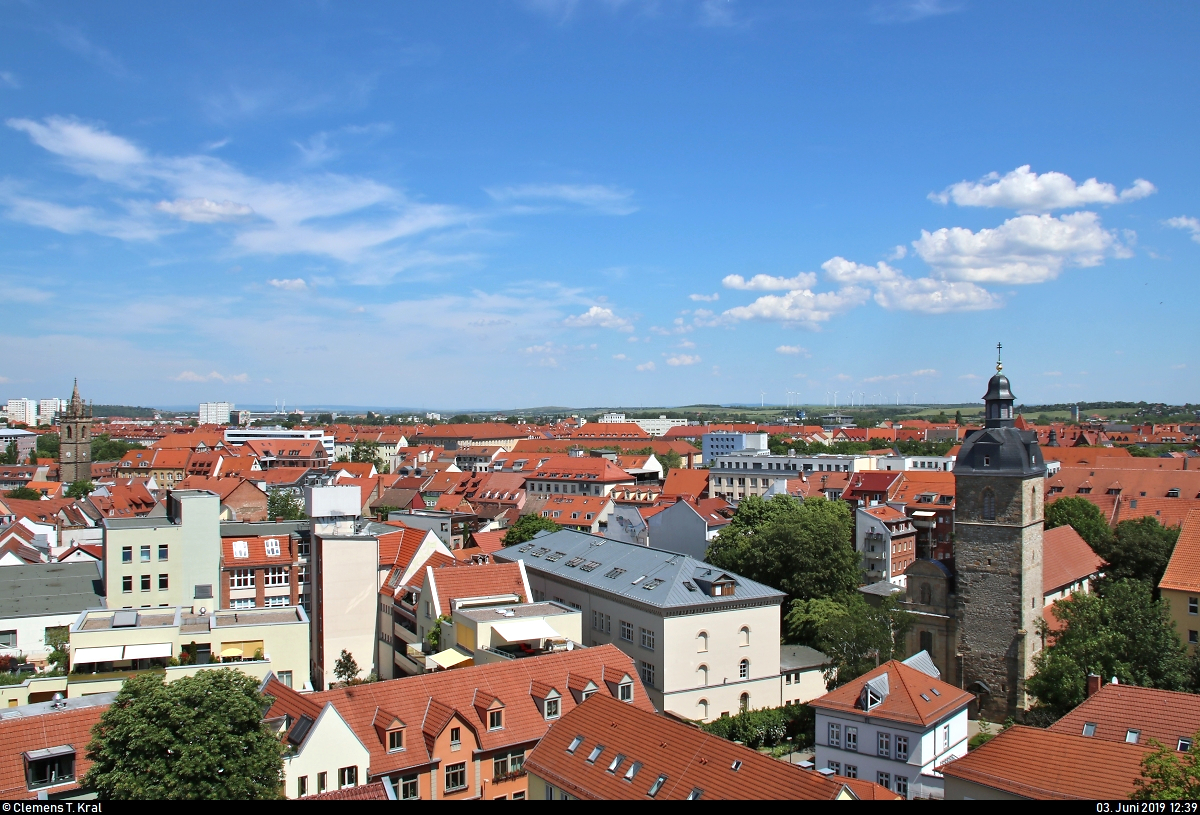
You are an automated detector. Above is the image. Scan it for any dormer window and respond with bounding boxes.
[264,538,281,557]
[545,698,560,719]
[489,710,504,731]
[618,681,633,702]
[24,746,75,790]
[232,541,249,559]
[388,729,405,752]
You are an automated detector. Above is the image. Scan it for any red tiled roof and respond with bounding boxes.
[1049,682,1200,749]
[838,775,902,800]
[1042,525,1103,593]
[525,693,853,800]
[567,423,651,440]
[940,724,1150,799]
[662,468,710,499]
[0,704,107,799]
[1160,509,1200,593]
[470,529,508,554]
[809,659,973,727]
[423,562,529,616]
[301,781,390,800]
[220,534,295,567]
[529,456,635,483]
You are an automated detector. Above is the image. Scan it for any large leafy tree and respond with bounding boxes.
[1027,579,1190,718]
[90,434,145,462]
[36,432,60,459]
[1044,496,1113,552]
[84,669,283,799]
[705,494,859,605]
[266,489,306,521]
[333,649,360,685]
[502,513,561,546]
[5,486,41,500]
[1102,516,1180,589]
[787,595,913,688]
[349,440,383,468]
[66,480,95,499]
[0,440,17,465]
[1133,732,1200,800]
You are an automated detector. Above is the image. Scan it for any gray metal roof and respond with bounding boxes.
[495,529,784,612]
[859,580,904,597]
[0,691,117,720]
[780,644,831,672]
[220,519,309,537]
[902,650,941,679]
[0,562,105,618]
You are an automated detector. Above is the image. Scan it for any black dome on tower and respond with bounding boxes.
[955,347,1044,477]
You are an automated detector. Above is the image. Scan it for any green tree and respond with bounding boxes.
[90,434,145,462]
[66,480,95,499]
[1027,580,1190,718]
[333,649,360,685]
[45,626,70,673]
[784,597,851,646]
[84,669,283,799]
[954,410,963,425]
[425,615,451,650]
[349,440,384,468]
[658,449,683,471]
[502,514,561,546]
[706,495,859,606]
[807,595,913,688]
[1132,732,1200,800]
[5,486,41,501]
[1103,516,1179,589]
[266,489,306,521]
[1045,496,1113,552]
[0,440,17,465]
[36,433,60,459]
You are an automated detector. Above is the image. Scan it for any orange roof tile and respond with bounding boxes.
[1042,525,1104,593]
[0,703,107,799]
[1049,681,1200,748]
[1160,509,1200,593]
[662,468,710,498]
[424,561,530,616]
[809,659,973,727]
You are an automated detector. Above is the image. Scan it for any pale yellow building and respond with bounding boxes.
[1160,509,1200,654]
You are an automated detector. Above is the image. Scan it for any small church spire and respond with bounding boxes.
[996,341,1003,373]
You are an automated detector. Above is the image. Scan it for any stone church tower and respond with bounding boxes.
[58,379,93,484]
[954,349,1045,719]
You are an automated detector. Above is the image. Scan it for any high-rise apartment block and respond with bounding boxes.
[199,402,234,425]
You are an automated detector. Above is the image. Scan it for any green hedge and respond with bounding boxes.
[700,703,815,750]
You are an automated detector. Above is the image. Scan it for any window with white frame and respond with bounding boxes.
[895,776,908,797]
[232,540,249,559]
[639,661,655,688]
[231,568,255,588]
[739,658,749,679]
[895,735,908,760]
[264,566,289,586]
[264,538,281,557]
[845,726,858,752]
[828,723,841,748]
[265,596,287,608]
[877,772,891,790]
[942,724,950,751]
[231,598,255,610]
[639,627,655,651]
[877,731,890,758]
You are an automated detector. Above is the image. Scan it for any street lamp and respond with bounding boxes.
[786,735,794,763]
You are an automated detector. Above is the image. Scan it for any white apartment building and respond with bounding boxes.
[199,401,234,425]
[708,448,879,503]
[599,413,689,436]
[811,656,973,799]
[37,399,67,426]
[225,426,334,459]
[876,454,956,472]
[496,530,786,721]
[4,398,38,426]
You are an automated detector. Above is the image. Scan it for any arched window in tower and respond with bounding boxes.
[739,626,750,646]
[698,698,709,719]
[739,658,749,679]
[697,631,708,652]
[982,488,996,521]
[66,426,72,440]
[739,693,749,713]
[920,583,932,605]
[698,664,708,686]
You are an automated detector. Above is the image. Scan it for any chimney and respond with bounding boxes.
[1086,673,1102,698]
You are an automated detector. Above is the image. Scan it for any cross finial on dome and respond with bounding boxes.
[996,342,1003,372]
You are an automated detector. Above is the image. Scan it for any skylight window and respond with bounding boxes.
[1126,729,1141,744]
[232,541,249,559]
[731,760,742,772]
[648,774,668,797]
[607,754,625,774]
[920,694,930,702]
[624,761,642,781]
[518,543,535,553]
[682,581,697,591]
[264,538,280,557]
[1082,723,1096,737]
[643,579,665,590]
[546,551,566,562]
[930,687,940,696]
[586,745,604,764]
[579,561,601,572]
[531,547,551,558]
[631,575,646,585]
[567,735,584,754]
[566,557,586,567]
[687,788,703,800]
[604,568,626,579]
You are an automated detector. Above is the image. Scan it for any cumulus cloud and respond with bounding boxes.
[612,353,626,360]
[722,272,817,291]
[775,345,809,356]
[173,370,249,383]
[486,183,636,215]
[156,197,253,223]
[665,354,701,366]
[722,286,870,328]
[267,278,307,291]
[689,292,719,302]
[912,211,1130,284]
[635,361,656,372]
[821,257,900,284]
[873,275,1001,313]
[564,306,633,331]
[931,165,1156,213]
[1166,216,1200,243]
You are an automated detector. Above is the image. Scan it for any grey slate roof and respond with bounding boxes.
[494,529,784,612]
[780,645,831,672]
[0,562,105,618]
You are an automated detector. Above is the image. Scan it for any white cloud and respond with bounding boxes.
[612,353,626,360]
[821,256,900,284]
[912,211,1130,284]
[931,165,1156,213]
[676,339,696,348]
[873,275,1001,313]
[887,245,907,260]
[0,376,9,383]
[699,0,740,27]
[1043,371,1062,376]
[0,72,19,89]
[689,292,719,302]
[267,278,307,291]
[1166,216,1200,243]
[564,306,633,331]
[7,116,146,181]
[486,183,636,215]
[775,345,809,356]
[665,354,701,366]
[635,361,656,372]
[1172,363,1187,370]
[0,192,167,242]
[156,197,253,223]
[722,286,870,328]
[912,369,938,376]
[173,370,249,383]
[869,0,960,23]
[722,272,817,290]
[863,369,936,383]
[959,373,981,380]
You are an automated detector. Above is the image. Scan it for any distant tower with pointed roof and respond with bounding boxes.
[59,379,93,484]
[954,344,1046,720]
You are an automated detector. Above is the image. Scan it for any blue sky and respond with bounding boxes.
[2,0,1198,409]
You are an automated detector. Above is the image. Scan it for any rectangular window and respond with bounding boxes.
[450,726,461,747]
[942,724,950,751]
[264,566,289,586]
[620,620,633,641]
[845,765,858,779]
[140,545,151,563]
[297,776,308,797]
[400,775,419,800]
[828,723,841,748]
[264,538,281,557]
[388,730,404,752]
[25,752,75,790]
[489,709,504,731]
[1126,729,1141,744]
[0,630,15,649]
[619,682,632,702]
[297,565,308,585]
[158,574,168,591]
[140,574,151,592]
[845,726,857,751]
[1191,630,1199,645]
[444,762,467,792]
[264,596,287,608]
[639,661,655,688]
[317,772,327,794]
[158,544,168,561]
[895,735,908,761]
[338,766,357,788]
[1191,597,1199,615]
[277,671,292,688]
[545,698,560,719]
[877,731,890,758]
[877,771,891,790]
[231,568,255,588]
[122,546,132,563]
[231,598,255,610]
[639,627,655,651]
[493,753,509,778]
[895,776,909,797]
[828,760,841,774]
[122,576,132,593]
